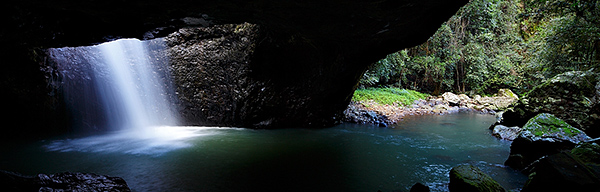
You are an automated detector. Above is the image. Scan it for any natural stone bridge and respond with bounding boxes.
[3,0,468,137]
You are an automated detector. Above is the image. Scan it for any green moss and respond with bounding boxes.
[449,165,506,192]
[523,113,582,137]
[352,88,429,106]
[571,143,600,165]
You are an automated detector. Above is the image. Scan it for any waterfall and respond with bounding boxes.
[43,38,213,156]
[47,38,179,133]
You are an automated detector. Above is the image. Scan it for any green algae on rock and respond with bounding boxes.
[449,164,506,192]
[521,143,600,192]
[522,113,590,143]
[505,113,592,170]
[501,70,600,137]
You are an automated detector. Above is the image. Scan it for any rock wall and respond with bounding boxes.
[166,23,259,127]
[3,0,468,136]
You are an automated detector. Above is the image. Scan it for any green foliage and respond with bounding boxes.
[360,0,599,96]
[352,88,429,106]
[522,0,600,83]
[360,51,408,87]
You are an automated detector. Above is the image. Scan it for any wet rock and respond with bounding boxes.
[505,113,591,170]
[343,90,517,126]
[501,70,600,137]
[519,113,590,144]
[0,170,130,192]
[571,142,600,166]
[521,145,600,192]
[343,101,392,126]
[492,125,522,141]
[449,164,506,192]
[410,182,430,192]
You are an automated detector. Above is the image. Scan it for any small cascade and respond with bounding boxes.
[47,38,179,133]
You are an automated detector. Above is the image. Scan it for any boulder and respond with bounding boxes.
[432,104,450,114]
[498,89,519,100]
[501,70,600,137]
[458,94,471,101]
[449,164,506,192]
[521,143,600,192]
[474,89,518,111]
[410,182,430,192]
[571,142,600,167]
[442,92,461,105]
[342,101,391,126]
[505,113,591,170]
[0,170,130,192]
[492,125,522,141]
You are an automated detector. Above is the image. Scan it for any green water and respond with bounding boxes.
[0,112,526,191]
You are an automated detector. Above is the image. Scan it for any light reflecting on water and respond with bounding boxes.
[44,126,237,156]
[0,113,527,192]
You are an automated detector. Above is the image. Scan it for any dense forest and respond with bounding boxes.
[360,0,599,96]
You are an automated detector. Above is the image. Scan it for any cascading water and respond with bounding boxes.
[48,38,178,132]
[45,38,204,155]
[97,39,178,131]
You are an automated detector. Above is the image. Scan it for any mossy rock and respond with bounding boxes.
[505,113,592,170]
[521,151,600,192]
[571,143,600,166]
[498,89,518,100]
[449,165,506,192]
[501,70,600,137]
[522,113,590,143]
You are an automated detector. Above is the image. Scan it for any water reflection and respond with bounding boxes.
[44,126,236,156]
[1,113,528,192]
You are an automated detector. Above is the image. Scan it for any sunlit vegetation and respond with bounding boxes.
[352,88,429,106]
[361,0,599,96]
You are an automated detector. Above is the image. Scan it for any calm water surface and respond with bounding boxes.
[0,112,526,191]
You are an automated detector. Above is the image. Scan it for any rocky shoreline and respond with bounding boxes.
[0,170,130,192]
[343,89,519,126]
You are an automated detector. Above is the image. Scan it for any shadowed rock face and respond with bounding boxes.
[0,170,130,192]
[3,0,468,134]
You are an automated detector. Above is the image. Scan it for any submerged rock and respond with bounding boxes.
[0,170,130,192]
[449,164,506,192]
[505,113,591,170]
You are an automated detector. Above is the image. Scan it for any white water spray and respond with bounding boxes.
[45,38,202,155]
[49,38,179,132]
[95,39,178,131]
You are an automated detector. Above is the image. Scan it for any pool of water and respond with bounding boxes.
[0,112,526,191]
